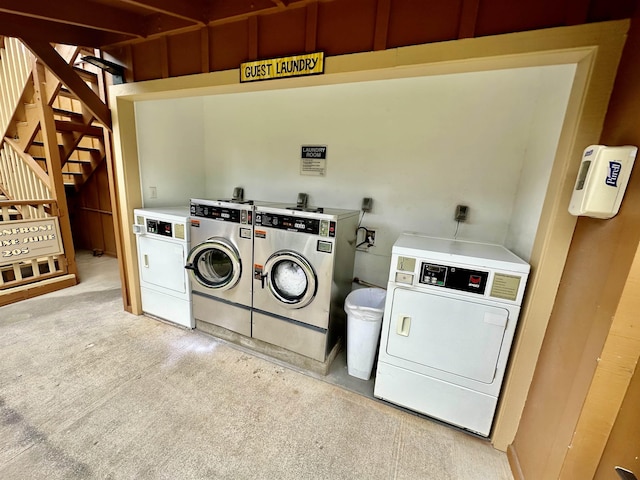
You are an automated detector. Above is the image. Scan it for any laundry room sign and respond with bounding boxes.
[300,145,327,176]
[240,52,324,82]
[0,217,63,261]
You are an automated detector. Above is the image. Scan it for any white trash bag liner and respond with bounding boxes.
[344,288,387,380]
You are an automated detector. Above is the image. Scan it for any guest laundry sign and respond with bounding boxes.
[0,217,63,261]
[241,52,324,82]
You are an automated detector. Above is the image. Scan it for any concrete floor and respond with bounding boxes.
[0,251,514,479]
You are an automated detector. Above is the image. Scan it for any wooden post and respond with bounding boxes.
[33,60,78,279]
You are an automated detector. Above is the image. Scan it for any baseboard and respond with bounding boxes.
[508,444,525,480]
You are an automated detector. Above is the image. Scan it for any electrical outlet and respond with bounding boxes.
[455,204,468,222]
[361,197,373,213]
[366,229,376,246]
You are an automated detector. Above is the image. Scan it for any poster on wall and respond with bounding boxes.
[300,145,327,176]
[0,217,64,262]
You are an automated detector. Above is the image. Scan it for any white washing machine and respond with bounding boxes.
[252,204,359,362]
[374,233,530,437]
[133,207,193,328]
[186,198,255,336]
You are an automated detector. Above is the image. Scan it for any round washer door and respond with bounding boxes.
[186,238,242,290]
[264,250,317,309]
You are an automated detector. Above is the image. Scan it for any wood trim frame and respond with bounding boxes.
[108,20,629,451]
[558,241,640,479]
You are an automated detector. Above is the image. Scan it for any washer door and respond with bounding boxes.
[264,250,317,309]
[186,238,242,290]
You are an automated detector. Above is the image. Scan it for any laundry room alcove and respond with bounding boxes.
[108,20,628,450]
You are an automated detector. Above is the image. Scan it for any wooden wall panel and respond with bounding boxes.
[210,20,250,72]
[97,162,112,212]
[131,38,165,81]
[70,162,116,256]
[316,0,377,56]
[475,0,569,36]
[101,0,639,80]
[588,0,638,22]
[511,10,640,480]
[594,361,640,478]
[387,0,463,48]
[168,30,204,77]
[258,7,307,58]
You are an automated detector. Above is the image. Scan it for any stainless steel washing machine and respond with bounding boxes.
[252,204,359,362]
[186,198,255,336]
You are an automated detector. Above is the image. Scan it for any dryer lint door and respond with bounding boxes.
[262,250,317,309]
[385,288,509,385]
[186,238,242,291]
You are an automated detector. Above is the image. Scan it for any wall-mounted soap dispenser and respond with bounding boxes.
[568,145,637,219]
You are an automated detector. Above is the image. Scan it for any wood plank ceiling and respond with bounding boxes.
[0,0,637,53]
[0,0,312,49]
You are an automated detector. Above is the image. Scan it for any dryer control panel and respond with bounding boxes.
[418,262,488,295]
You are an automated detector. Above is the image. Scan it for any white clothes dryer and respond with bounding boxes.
[374,233,530,437]
[133,207,193,328]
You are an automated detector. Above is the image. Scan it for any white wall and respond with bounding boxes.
[202,66,574,285]
[504,64,576,260]
[135,97,206,208]
[133,65,575,287]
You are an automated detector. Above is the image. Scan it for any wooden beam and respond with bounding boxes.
[160,36,169,78]
[119,0,208,25]
[200,27,210,73]
[0,199,57,207]
[458,0,481,39]
[21,39,112,131]
[0,13,128,48]
[305,2,318,53]
[0,0,145,38]
[373,0,391,51]
[54,120,103,137]
[32,61,77,277]
[248,15,258,60]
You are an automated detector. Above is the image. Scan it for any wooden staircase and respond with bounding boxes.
[6,47,107,193]
[0,39,113,305]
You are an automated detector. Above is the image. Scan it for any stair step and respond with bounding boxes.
[31,140,100,154]
[63,171,84,176]
[72,67,98,83]
[66,158,92,164]
[58,87,75,98]
[52,108,84,122]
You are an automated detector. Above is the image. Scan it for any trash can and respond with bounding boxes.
[344,287,387,380]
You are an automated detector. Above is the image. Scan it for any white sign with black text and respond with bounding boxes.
[300,145,327,176]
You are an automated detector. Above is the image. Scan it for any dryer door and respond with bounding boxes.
[186,237,242,291]
[263,250,317,309]
[385,288,509,385]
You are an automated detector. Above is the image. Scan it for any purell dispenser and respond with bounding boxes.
[568,145,638,219]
